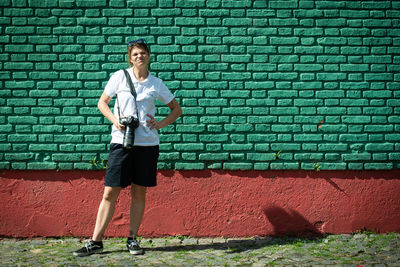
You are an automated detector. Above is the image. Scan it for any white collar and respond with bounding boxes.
[129,67,150,83]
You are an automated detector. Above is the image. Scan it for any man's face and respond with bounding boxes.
[130,47,150,68]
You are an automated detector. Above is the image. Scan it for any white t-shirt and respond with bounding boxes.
[104,68,175,146]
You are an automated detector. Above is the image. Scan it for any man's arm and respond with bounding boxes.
[97,92,125,131]
[146,98,182,130]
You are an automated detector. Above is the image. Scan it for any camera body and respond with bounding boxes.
[120,116,139,149]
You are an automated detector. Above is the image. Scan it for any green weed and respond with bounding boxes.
[273,150,282,160]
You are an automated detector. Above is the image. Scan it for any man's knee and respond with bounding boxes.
[131,185,146,201]
[102,187,120,202]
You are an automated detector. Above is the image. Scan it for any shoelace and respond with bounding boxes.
[85,241,94,252]
[128,240,139,248]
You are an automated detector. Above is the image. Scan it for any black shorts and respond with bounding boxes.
[105,143,159,188]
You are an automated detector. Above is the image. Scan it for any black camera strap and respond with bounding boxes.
[123,69,138,100]
[116,69,139,120]
[116,94,122,119]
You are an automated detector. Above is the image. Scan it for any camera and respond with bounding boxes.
[120,116,139,149]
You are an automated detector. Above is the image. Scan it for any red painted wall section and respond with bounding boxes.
[1,170,399,238]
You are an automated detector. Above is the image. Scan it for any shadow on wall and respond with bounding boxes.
[1,169,400,182]
[210,170,400,181]
[0,170,105,182]
[263,205,324,237]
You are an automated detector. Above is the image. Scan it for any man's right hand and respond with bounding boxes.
[114,120,125,131]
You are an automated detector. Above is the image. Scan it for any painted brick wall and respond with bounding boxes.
[1,0,400,171]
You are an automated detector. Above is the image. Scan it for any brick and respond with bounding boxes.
[55,116,85,124]
[365,143,393,152]
[0,144,12,152]
[175,163,204,170]
[339,134,368,142]
[223,163,253,170]
[0,0,10,6]
[245,82,274,89]
[294,153,324,160]
[271,124,301,132]
[75,144,105,151]
[32,125,63,133]
[27,162,57,170]
[173,143,204,152]
[363,107,393,115]
[5,8,34,16]
[8,116,38,124]
[223,144,253,151]
[319,163,347,170]
[269,18,298,26]
[175,17,205,26]
[270,163,299,170]
[5,26,35,35]
[222,18,252,26]
[6,80,35,89]
[221,0,251,8]
[10,162,25,169]
[294,99,323,106]
[222,107,251,115]
[294,134,322,142]
[180,153,195,160]
[80,125,108,133]
[364,125,393,132]
[385,134,400,142]
[363,90,392,98]
[365,73,393,81]
[7,98,36,106]
[247,153,275,161]
[270,107,299,115]
[224,124,254,132]
[198,99,227,107]
[389,153,400,160]
[364,163,393,170]
[248,134,276,142]
[29,144,57,152]
[151,8,180,16]
[342,116,371,124]
[317,143,348,152]
[372,153,387,161]
[317,107,346,115]
[174,72,204,80]
[52,153,80,162]
[222,36,252,45]
[5,153,34,161]
[159,152,180,160]
[199,153,229,161]
[199,134,228,142]
[246,99,274,106]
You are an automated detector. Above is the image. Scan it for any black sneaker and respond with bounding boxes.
[126,239,144,255]
[73,240,103,257]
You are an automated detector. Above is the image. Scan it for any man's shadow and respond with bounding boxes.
[263,205,325,237]
[99,239,272,255]
[100,206,323,255]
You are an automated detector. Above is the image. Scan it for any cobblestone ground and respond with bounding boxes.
[0,233,399,266]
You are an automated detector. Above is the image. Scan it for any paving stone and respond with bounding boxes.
[212,237,226,245]
[226,238,255,248]
[197,238,213,245]
[181,237,198,246]
[165,238,182,247]
[147,238,166,247]
[254,236,274,245]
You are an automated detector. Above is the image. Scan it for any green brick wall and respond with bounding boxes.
[1,0,399,171]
